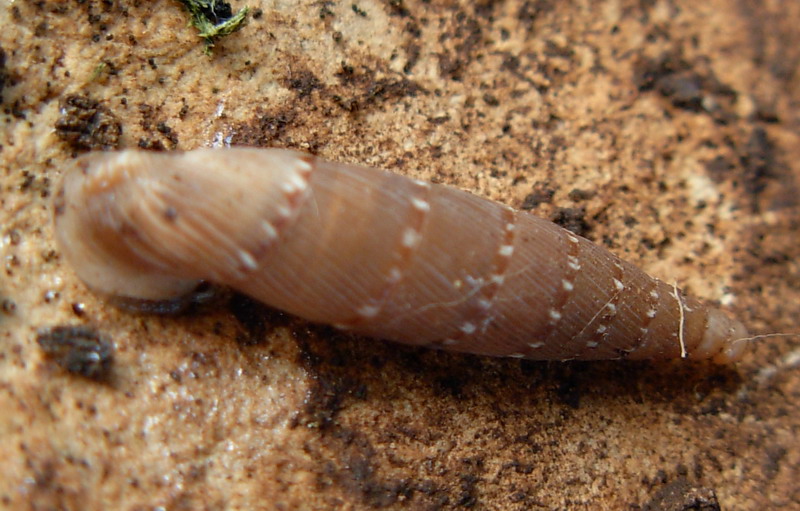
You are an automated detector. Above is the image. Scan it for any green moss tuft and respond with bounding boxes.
[176,0,249,54]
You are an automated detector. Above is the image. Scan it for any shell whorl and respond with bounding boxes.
[53,148,750,363]
[54,148,312,300]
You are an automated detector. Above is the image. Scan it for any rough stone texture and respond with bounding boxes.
[1,0,798,509]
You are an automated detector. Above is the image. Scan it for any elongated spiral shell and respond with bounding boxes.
[53,148,749,362]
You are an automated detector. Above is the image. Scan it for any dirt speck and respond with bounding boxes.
[54,95,122,151]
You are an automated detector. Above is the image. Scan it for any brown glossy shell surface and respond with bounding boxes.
[55,148,748,362]
[1,1,799,510]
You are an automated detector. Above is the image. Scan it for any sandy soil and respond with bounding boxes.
[1,1,798,509]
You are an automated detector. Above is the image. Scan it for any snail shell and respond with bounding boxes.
[53,148,749,362]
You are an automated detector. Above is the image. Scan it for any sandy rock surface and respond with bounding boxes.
[1,1,798,509]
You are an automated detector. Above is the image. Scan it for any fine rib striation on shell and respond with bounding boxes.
[53,148,749,363]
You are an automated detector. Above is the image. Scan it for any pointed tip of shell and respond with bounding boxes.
[696,308,750,364]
